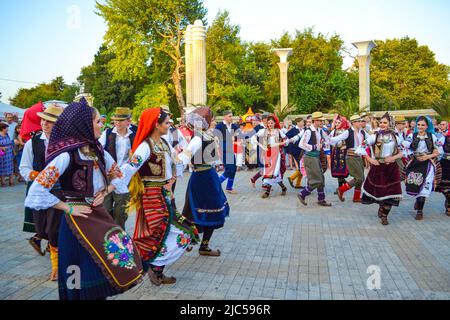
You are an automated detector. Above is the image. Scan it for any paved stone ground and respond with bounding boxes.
[1,169,450,300]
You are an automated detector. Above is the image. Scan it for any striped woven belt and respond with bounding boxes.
[347,149,359,157]
[193,165,213,172]
[143,180,168,187]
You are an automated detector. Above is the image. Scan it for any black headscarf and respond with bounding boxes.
[46,98,104,164]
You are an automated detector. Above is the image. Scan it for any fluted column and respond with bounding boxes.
[274,48,293,110]
[191,19,207,106]
[352,41,377,112]
[184,25,193,107]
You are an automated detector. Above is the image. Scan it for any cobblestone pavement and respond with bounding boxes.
[1,169,450,300]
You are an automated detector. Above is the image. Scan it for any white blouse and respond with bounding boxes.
[363,133,402,158]
[251,128,287,149]
[120,141,182,187]
[402,133,439,154]
[24,149,124,211]
[19,133,50,182]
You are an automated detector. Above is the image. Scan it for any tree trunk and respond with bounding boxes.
[172,58,186,117]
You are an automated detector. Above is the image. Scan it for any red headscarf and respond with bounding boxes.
[267,114,281,129]
[335,115,350,130]
[132,107,162,153]
[20,102,44,142]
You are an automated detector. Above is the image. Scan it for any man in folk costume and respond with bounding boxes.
[360,112,405,226]
[20,102,46,236]
[331,115,368,203]
[99,107,136,229]
[328,115,351,189]
[402,116,442,221]
[394,115,410,177]
[285,117,305,189]
[121,108,199,286]
[295,112,332,207]
[19,105,63,281]
[216,110,240,194]
[179,107,230,256]
[251,114,288,198]
[436,124,450,216]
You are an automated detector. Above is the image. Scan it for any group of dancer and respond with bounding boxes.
[21,99,229,300]
[247,110,449,226]
[19,98,449,300]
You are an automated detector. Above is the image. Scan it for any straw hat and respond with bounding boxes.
[395,115,407,123]
[311,111,326,121]
[350,115,362,122]
[37,105,63,123]
[111,107,132,121]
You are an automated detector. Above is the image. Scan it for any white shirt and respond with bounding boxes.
[329,127,365,149]
[162,127,188,152]
[24,150,124,210]
[223,121,233,133]
[19,133,50,182]
[402,133,440,154]
[99,127,133,167]
[365,133,402,158]
[299,125,324,152]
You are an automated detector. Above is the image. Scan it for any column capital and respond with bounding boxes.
[352,40,377,57]
[273,48,293,63]
[191,19,206,41]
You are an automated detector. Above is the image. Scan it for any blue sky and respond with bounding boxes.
[1,0,449,103]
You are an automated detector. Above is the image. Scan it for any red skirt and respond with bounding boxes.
[362,163,402,206]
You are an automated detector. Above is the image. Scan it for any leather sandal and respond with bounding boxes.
[160,274,176,285]
[297,194,307,206]
[199,247,221,257]
[147,269,162,286]
[28,237,45,256]
[318,200,332,207]
[337,188,345,202]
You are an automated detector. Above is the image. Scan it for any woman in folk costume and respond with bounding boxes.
[402,116,442,221]
[251,114,288,198]
[360,112,405,226]
[436,126,450,216]
[329,115,350,188]
[24,98,143,300]
[179,107,230,256]
[121,107,199,285]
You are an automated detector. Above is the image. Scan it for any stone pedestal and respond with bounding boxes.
[352,41,376,112]
[274,48,293,110]
[191,20,207,107]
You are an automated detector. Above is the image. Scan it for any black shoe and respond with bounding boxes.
[297,194,307,206]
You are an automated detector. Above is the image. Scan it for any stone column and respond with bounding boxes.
[191,19,207,106]
[184,25,193,107]
[352,41,377,112]
[274,48,293,110]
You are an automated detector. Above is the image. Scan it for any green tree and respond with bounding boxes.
[96,0,207,115]
[10,77,79,108]
[369,37,450,110]
[78,45,144,115]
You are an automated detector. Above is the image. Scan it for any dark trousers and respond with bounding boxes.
[104,192,130,229]
[32,208,63,247]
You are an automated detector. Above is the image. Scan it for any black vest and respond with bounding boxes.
[443,136,450,154]
[59,150,107,198]
[104,128,136,162]
[306,128,317,146]
[345,128,366,149]
[31,133,46,172]
[138,138,172,181]
[191,138,216,167]
[410,132,433,153]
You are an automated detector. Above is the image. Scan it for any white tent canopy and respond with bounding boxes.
[0,102,25,120]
